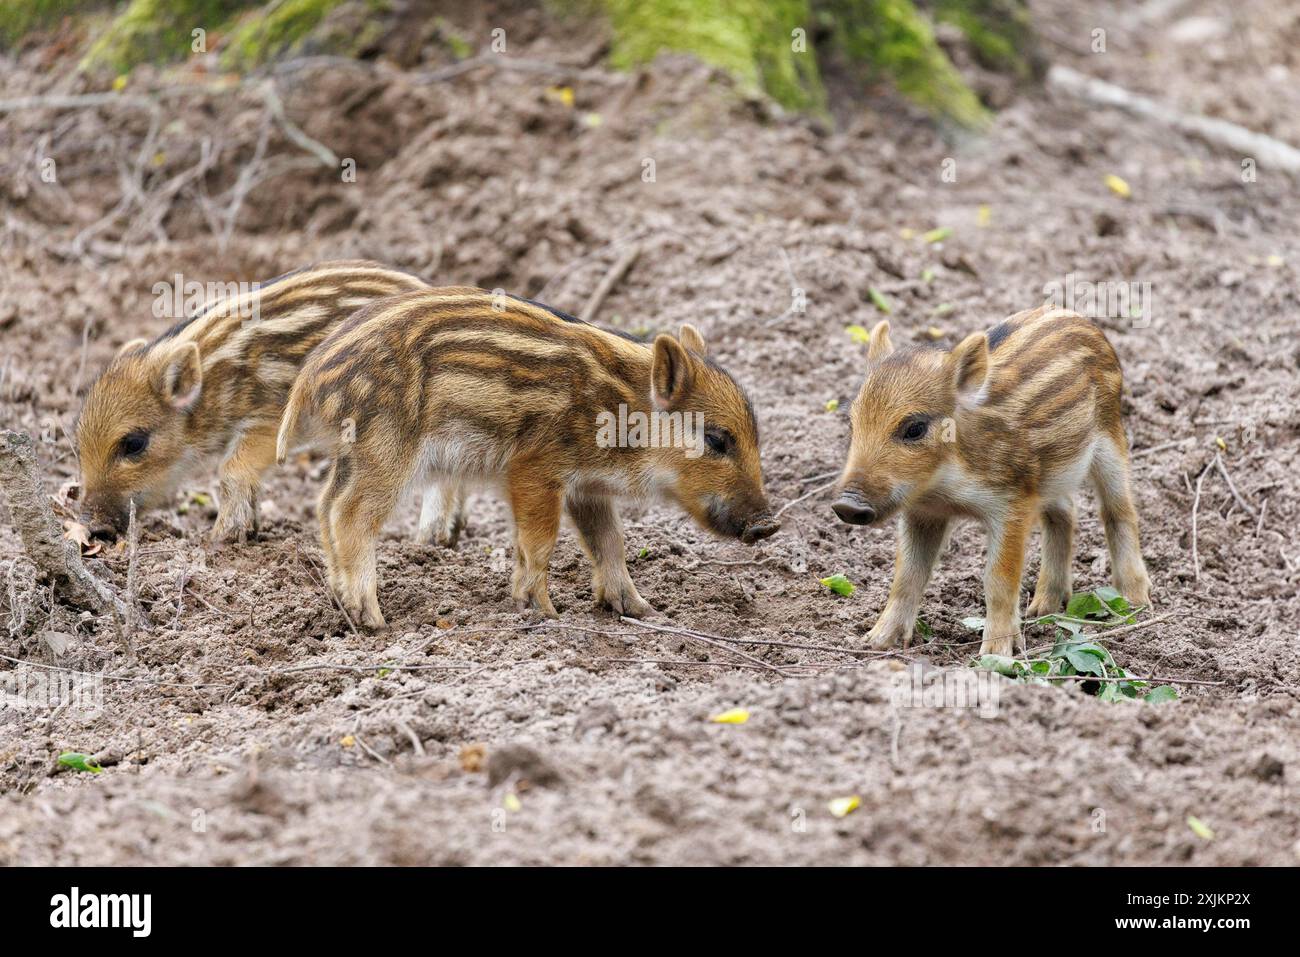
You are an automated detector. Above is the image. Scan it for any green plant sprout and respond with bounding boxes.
[967,588,1177,702]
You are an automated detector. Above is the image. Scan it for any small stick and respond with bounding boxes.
[0,430,134,620]
[798,470,839,485]
[294,546,360,638]
[579,242,640,323]
[1191,460,1210,580]
[1020,612,1177,658]
[1213,452,1258,518]
[393,721,426,757]
[619,616,789,676]
[1255,497,1268,537]
[773,479,836,521]
[1131,437,1194,459]
[124,501,140,654]
[1037,673,1227,688]
[604,656,776,673]
[260,80,338,168]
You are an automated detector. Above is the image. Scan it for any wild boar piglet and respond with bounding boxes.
[832,306,1151,656]
[277,289,778,628]
[75,261,432,543]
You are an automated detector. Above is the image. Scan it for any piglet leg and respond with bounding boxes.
[508,469,561,618]
[980,498,1036,657]
[867,513,949,650]
[566,492,651,618]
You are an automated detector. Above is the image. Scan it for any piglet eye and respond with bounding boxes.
[900,418,928,442]
[119,430,150,457]
[704,428,732,456]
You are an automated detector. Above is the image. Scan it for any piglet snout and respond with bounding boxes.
[740,517,780,544]
[831,493,876,526]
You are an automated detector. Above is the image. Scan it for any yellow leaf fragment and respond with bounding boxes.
[1187,814,1215,840]
[1105,174,1132,198]
[710,707,750,724]
[546,85,575,108]
[977,204,992,227]
[340,735,355,748]
[503,792,522,812]
[825,398,839,412]
[845,325,871,345]
[828,795,861,818]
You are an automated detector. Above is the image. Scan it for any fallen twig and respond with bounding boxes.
[1191,460,1211,580]
[1048,65,1300,174]
[773,479,836,521]
[579,242,640,323]
[619,615,790,676]
[0,430,136,621]
[1213,452,1258,518]
[1130,437,1194,459]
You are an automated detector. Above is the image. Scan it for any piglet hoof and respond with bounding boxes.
[348,603,385,631]
[978,635,1016,657]
[866,617,910,651]
[597,582,652,618]
[1025,590,1068,620]
[515,593,559,620]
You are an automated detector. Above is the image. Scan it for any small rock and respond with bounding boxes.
[487,744,564,790]
[1250,752,1284,783]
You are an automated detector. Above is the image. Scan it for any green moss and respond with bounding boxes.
[591,0,826,112]
[434,16,472,60]
[933,0,1039,81]
[0,0,105,48]
[80,0,257,74]
[219,0,351,72]
[826,0,988,129]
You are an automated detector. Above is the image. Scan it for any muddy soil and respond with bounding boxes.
[0,0,1297,865]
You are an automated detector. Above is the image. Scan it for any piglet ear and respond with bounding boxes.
[651,334,693,409]
[678,323,707,356]
[949,332,989,399]
[155,341,203,412]
[867,320,894,361]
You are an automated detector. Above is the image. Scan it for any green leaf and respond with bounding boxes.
[1065,592,1107,620]
[819,574,855,597]
[58,752,103,774]
[1145,685,1179,703]
[977,654,1022,676]
[1063,646,1107,676]
[845,324,871,344]
[1094,585,1132,615]
[867,288,893,314]
[960,616,985,631]
[922,226,952,244]
[915,618,934,641]
[1187,815,1215,840]
[637,547,649,558]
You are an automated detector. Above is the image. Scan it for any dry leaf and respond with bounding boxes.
[709,707,750,724]
[62,520,101,557]
[459,742,487,772]
[828,795,861,818]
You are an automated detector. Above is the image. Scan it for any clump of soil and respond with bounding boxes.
[1,0,1297,864]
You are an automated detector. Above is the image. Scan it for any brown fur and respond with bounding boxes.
[833,306,1151,656]
[75,261,429,541]
[278,289,777,627]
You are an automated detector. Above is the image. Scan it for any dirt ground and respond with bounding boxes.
[1,0,1297,865]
